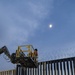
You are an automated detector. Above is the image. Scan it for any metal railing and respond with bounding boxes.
[16,57,75,75]
[0,69,16,75]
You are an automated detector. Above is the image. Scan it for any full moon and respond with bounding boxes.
[49,24,53,28]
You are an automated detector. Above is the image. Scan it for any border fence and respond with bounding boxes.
[0,69,16,75]
[0,57,75,75]
[16,57,75,75]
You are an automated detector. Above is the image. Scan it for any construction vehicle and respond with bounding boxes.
[0,45,38,68]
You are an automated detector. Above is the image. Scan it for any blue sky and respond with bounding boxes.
[0,0,75,70]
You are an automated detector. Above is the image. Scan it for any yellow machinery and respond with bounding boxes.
[0,45,38,68]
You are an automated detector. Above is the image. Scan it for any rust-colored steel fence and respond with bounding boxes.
[16,57,75,75]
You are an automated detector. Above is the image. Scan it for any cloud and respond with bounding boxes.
[0,0,53,48]
[0,0,54,70]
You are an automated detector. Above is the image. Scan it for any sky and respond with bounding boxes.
[0,0,75,70]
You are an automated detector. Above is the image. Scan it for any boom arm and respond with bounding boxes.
[0,46,11,59]
[0,45,38,68]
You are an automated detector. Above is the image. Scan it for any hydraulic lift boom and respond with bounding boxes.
[0,45,38,68]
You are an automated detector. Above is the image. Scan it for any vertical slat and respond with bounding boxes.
[4,71,5,75]
[3,71,4,75]
[5,71,6,75]
[8,71,9,75]
[23,68,25,75]
[26,68,27,75]
[0,72,2,75]
[60,62,63,75]
[13,70,15,75]
[22,67,24,75]
[73,58,75,75]
[30,69,31,75]
[1,72,2,75]
[33,68,34,75]
[29,68,30,75]
[63,61,66,75]
[24,68,27,75]
[38,64,39,75]
[66,61,69,75]
[54,62,56,75]
[12,70,13,75]
[51,63,53,75]
[70,60,73,75]
[40,63,42,75]
[16,65,18,75]
[43,62,46,75]
[46,62,47,75]
[13,70,16,75]
[19,67,21,75]
[2,72,3,75]
[3,72,4,75]
[43,63,44,75]
[20,67,22,75]
[5,70,6,75]
[28,68,29,75]
[5,71,7,75]
[35,68,38,75]
[34,68,35,75]
[35,68,36,75]
[19,66,21,75]
[26,68,28,75]
[57,62,59,75]
[48,62,50,75]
